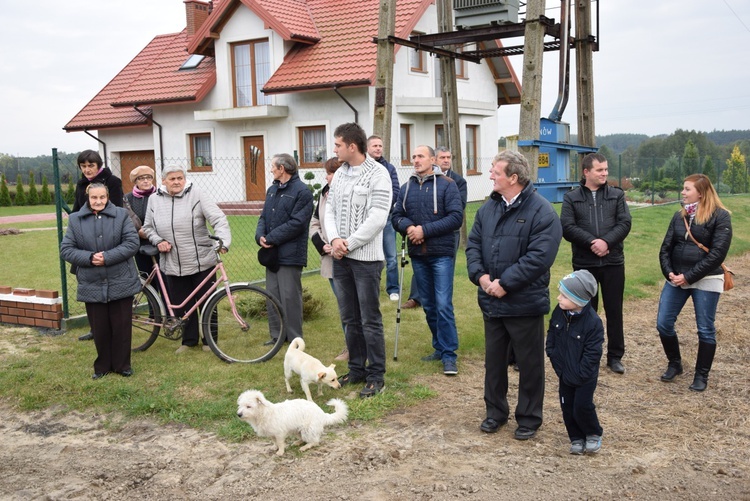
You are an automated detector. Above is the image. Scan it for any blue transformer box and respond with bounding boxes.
[518,118,598,203]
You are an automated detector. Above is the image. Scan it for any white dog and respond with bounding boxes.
[236,389,348,456]
[284,337,341,401]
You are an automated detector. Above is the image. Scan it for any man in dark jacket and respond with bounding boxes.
[256,153,314,344]
[367,135,401,300]
[560,153,632,374]
[392,145,463,375]
[466,150,562,441]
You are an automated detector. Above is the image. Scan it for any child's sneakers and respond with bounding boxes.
[585,434,602,453]
[569,439,584,455]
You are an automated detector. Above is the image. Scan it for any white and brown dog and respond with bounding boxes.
[236,389,348,456]
[284,337,341,401]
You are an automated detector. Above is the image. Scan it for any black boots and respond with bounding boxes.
[659,335,683,382]
[689,341,716,392]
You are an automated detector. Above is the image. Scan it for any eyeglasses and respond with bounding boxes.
[135,175,154,181]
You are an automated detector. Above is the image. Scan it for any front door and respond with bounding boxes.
[243,136,266,201]
[119,150,155,193]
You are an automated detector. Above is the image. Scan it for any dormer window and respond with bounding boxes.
[231,39,271,107]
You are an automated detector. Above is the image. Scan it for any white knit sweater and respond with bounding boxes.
[324,155,392,262]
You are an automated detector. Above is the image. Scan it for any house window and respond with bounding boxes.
[298,126,327,168]
[189,133,212,172]
[455,46,466,79]
[400,124,412,166]
[435,125,445,149]
[232,39,271,107]
[410,32,426,73]
[465,125,479,175]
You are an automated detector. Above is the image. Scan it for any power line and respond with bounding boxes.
[722,0,750,33]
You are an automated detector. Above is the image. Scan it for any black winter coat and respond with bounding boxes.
[546,303,604,387]
[659,209,732,284]
[60,202,141,303]
[72,167,124,212]
[391,172,463,258]
[560,181,631,268]
[255,173,314,267]
[465,183,563,317]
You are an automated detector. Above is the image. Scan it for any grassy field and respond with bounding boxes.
[0,195,748,441]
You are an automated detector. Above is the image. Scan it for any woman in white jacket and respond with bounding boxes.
[142,165,231,354]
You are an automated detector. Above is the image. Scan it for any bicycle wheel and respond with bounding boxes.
[201,284,285,363]
[131,283,164,352]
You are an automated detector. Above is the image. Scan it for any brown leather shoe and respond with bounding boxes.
[402,299,420,309]
[334,348,349,361]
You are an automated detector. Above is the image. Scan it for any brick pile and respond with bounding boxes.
[0,286,63,330]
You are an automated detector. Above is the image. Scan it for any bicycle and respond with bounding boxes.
[131,236,286,363]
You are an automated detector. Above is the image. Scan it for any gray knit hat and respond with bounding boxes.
[558,270,598,307]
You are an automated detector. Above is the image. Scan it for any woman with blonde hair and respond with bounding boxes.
[657,174,732,391]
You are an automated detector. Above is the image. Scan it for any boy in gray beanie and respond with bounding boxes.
[545,270,605,454]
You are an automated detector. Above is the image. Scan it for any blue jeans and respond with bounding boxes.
[333,258,386,382]
[383,221,399,294]
[656,282,720,344]
[412,255,458,362]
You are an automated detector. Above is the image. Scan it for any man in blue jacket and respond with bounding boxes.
[466,150,562,440]
[392,145,463,375]
[256,153,314,344]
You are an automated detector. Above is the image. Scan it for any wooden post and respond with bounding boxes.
[518,0,546,180]
[372,0,397,155]
[575,0,596,152]
[436,0,467,246]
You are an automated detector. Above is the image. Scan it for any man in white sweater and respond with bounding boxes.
[325,123,392,398]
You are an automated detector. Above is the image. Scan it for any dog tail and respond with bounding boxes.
[289,337,305,352]
[324,398,349,426]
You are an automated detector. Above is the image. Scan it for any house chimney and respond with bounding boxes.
[185,0,210,38]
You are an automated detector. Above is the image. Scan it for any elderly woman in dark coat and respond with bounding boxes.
[60,183,141,379]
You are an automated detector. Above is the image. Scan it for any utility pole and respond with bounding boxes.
[575,0,596,153]
[518,0,546,180]
[372,0,397,156]
[436,0,467,246]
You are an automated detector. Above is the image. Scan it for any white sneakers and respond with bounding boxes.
[389,293,399,301]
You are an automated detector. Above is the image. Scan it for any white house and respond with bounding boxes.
[64,0,521,202]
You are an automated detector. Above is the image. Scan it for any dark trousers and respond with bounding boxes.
[333,257,386,383]
[166,269,215,346]
[576,264,625,362]
[266,265,303,342]
[559,377,603,441]
[483,315,545,430]
[86,296,133,374]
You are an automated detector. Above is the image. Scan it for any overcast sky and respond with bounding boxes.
[2,0,749,157]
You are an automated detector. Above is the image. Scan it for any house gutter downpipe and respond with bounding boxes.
[133,105,165,171]
[333,86,358,124]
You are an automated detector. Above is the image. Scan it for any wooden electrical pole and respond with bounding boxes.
[575,0,596,151]
[372,0,397,155]
[518,0,546,180]
[436,0,467,246]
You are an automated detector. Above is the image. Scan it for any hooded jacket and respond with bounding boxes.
[560,180,631,268]
[60,202,141,303]
[659,208,732,284]
[255,172,314,267]
[466,182,562,317]
[142,181,231,276]
[391,170,463,258]
[545,303,604,387]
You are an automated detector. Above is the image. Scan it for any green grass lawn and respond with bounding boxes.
[0,205,57,217]
[0,195,748,440]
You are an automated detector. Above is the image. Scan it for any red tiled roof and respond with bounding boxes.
[64,30,215,132]
[188,0,320,56]
[263,0,431,94]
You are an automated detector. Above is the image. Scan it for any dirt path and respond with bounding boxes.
[1,256,749,500]
[0,213,60,225]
